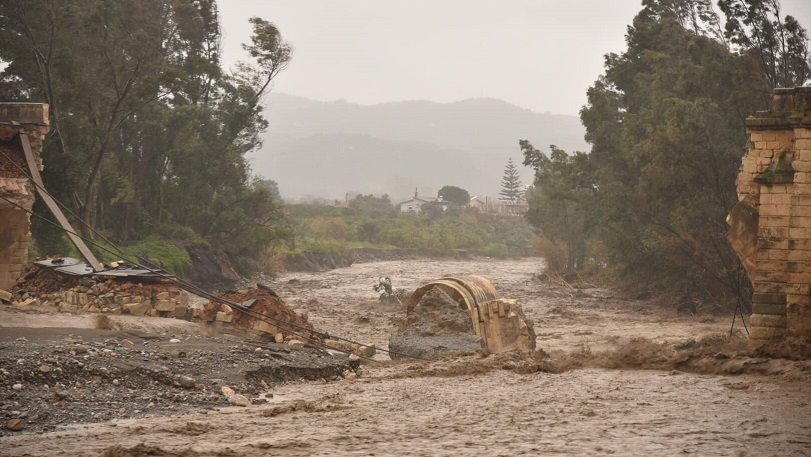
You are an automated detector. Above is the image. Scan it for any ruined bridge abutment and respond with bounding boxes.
[0,103,48,293]
[731,87,811,343]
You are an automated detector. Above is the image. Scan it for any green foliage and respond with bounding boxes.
[288,199,535,259]
[347,194,396,217]
[117,241,193,275]
[279,237,353,271]
[521,142,593,271]
[522,0,809,302]
[0,1,292,272]
[437,185,470,206]
[499,157,524,202]
[309,217,349,241]
[718,0,810,88]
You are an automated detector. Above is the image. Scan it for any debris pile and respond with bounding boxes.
[203,286,317,344]
[10,264,190,317]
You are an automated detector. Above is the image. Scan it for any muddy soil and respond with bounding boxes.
[0,310,357,436]
[2,258,811,456]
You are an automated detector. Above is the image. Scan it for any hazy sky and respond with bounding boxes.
[219,0,811,116]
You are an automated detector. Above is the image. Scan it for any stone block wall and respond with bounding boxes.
[0,103,49,292]
[733,87,811,343]
[13,271,192,318]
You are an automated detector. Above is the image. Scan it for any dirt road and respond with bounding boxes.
[3,258,810,456]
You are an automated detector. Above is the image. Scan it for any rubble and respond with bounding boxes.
[221,386,250,407]
[10,264,191,318]
[202,287,317,343]
[0,329,360,436]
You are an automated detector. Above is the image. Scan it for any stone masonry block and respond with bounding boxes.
[794,128,811,139]
[752,292,787,305]
[786,283,811,295]
[791,206,811,217]
[787,261,811,273]
[788,272,811,284]
[754,269,790,283]
[753,281,785,294]
[758,227,789,238]
[787,302,811,337]
[755,259,786,272]
[760,216,790,227]
[750,313,787,328]
[752,302,787,315]
[749,325,787,340]
[154,299,176,312]
[789,227,811,239]
[793,160,811,173]
[789,239,811,250]
[759,204,790,217]
[788,294,811,305]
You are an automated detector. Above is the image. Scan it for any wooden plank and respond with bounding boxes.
[19,134,103,272]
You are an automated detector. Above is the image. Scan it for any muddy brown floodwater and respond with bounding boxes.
[3,258,811,456]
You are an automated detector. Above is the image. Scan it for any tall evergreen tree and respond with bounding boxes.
[499,158,524,202]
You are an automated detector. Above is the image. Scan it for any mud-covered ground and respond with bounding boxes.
[0,311,357,437]
[3,258,811,456]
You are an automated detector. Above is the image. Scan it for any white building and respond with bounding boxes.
[398,189,435,213]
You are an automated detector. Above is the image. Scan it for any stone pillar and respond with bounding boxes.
[731,87,811,343]
[0,103,49,292]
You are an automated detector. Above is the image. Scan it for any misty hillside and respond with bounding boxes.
[249,93,588,200]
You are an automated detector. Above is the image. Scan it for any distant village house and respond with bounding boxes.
[398,189,437,213]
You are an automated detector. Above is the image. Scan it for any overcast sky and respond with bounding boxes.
[219,0,811,116]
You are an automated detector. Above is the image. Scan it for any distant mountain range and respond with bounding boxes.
[248,93,588,202]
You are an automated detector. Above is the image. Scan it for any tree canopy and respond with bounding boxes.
[0,1,291,271]
[523,0,810,302]
[437,185,471,206]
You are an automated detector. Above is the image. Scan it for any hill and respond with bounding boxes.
[249,94,588,200]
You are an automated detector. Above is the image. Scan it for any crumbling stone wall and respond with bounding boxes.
[12,265,192,317]
[0,103,48,292]
[732,87,811,343]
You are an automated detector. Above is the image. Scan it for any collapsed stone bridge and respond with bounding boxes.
[0,103,48,294]
[729,87,811,343]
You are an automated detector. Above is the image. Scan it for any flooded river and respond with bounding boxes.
[3,258,810,456]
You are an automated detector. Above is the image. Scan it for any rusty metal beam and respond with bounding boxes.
[20,134,103,272]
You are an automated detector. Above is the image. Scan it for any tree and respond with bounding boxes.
[348,194,394,216]
[521,142,593,271]
[499,158,524,202]
[437,185,470,206]
[718,0,810,88]
[572,0,787,300]
[0,1,293,273]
